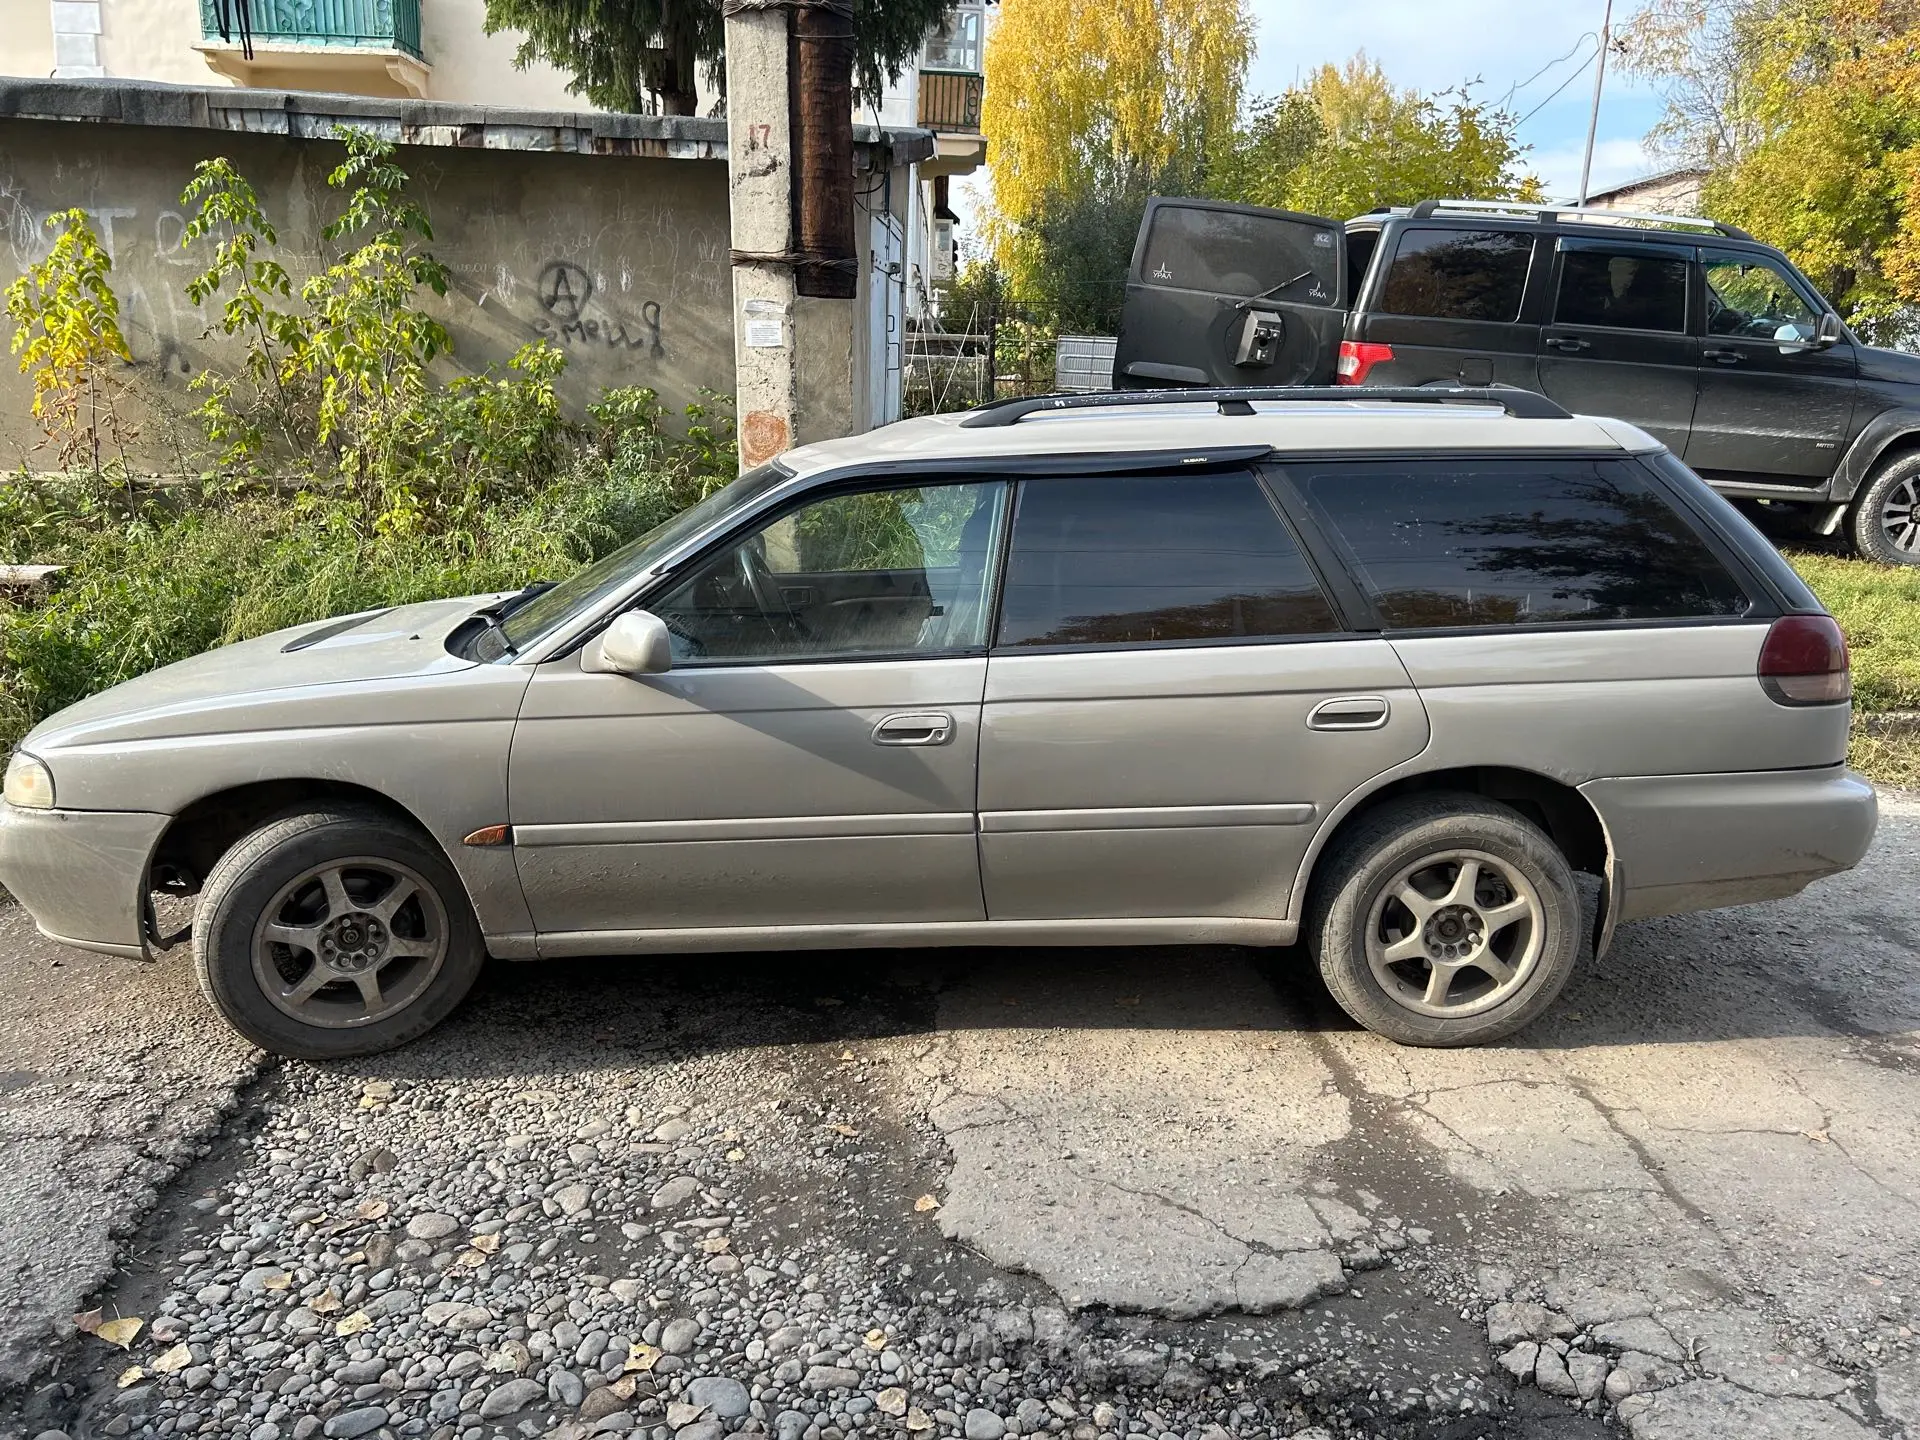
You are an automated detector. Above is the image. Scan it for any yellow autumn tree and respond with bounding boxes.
[983,0,1252,292]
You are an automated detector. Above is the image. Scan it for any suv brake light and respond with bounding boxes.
[1758,614,1851,705]
[1336,341,1393,385]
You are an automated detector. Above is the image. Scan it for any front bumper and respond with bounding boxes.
[0,802,170,958]
[1581,765,1878,923]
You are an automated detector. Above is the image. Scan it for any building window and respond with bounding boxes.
[923,2,984,73]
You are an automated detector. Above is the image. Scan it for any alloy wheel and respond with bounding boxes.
[1364,848,1545,1019]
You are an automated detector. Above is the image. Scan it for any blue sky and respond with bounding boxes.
[1243,0,1669,200]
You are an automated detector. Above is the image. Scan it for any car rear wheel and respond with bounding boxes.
[1307,795,1581,1047]
[1848,451,1920,566]
[193,807,486,1059]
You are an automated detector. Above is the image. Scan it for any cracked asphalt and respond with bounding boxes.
[1,798,1916,1439]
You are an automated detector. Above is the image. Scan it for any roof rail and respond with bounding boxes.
[956,384,1572,429]
[1403,198,1752,241]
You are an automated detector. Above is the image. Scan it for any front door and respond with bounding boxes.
[1685,247,1859,481]
[1535,236,1700,452]
[976,467,1429,922]
[508,478,1009,938]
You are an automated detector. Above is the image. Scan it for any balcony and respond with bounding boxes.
[917,71,982,134]
[197,0,429,98]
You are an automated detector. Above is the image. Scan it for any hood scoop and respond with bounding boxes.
[281,610,392,653]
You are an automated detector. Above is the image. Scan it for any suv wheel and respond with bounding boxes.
[1307,795,1581,1047]
[193,807,486,1059]
[1848,450,1920,565]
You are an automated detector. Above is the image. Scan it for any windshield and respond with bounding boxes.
[497,461,793,652]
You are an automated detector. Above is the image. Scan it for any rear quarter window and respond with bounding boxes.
[1377,228,1533,322]
[1290,459,1754,628]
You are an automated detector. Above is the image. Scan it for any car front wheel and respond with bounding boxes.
[1848,450,1920,565]
[1307,795,1582,1046]
[193,807,486,1058]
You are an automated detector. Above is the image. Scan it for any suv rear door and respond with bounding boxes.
[1535,235,1700,450]
[1114,197,1346,389]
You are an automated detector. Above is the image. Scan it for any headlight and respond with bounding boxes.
[3,751,54,809]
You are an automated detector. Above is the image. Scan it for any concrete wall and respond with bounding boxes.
[0,116,737,467]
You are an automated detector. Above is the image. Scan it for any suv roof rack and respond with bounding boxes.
[1398,197,1753,241]
[957,384,1573,429]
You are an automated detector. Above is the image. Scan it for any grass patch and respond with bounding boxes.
[1786,549,1920,788]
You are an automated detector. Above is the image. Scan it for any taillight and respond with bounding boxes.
[1336,341,1393,385]
[1758,614,1851,705]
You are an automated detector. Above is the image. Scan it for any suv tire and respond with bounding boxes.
[1848,450,1920,565]
[194,807,486,1059]
[1307,795,1581,1047]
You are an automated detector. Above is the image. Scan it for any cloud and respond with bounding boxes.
[1525,135,1663,203]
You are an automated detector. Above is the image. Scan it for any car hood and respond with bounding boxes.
[1858,344,1920,387]
[24,593,505,751]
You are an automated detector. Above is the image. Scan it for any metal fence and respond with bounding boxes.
[903,295,1115,416]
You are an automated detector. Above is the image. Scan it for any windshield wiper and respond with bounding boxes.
[484,579,557,620]
[1251,269,1315,301]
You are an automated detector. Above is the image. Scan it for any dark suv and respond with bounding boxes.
[1116,197,1920,564]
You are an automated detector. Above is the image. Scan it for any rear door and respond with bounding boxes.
[1114,197,1346,389]
[1348,225,1544,388]
[975,465,1429,923]
[1686,247,1859,481]
[1535,235,1700,450]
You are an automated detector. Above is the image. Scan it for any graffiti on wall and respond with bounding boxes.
[529,260,666,357]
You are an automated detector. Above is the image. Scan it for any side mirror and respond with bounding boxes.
[582,610,673,677]
[1814,311,1845,348]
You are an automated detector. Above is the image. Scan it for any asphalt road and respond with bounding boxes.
[1,801,1917,1440]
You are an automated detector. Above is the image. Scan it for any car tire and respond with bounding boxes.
[1847,450,1920,565]
[1307,794,1582,1047]
[193,806,486,1059]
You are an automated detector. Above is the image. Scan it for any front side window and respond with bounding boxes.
[1293,461,1751,628]
[996,471,1341,648]
[1703,249,1821,341]
[1553,248,1689,333]
[650,480,1008,663]
[1378,229,1533,323]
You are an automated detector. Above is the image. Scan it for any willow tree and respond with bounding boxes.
[982,0,1253,293]
[484,0,952,115]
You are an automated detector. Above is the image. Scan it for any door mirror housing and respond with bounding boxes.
[582,610,673,677]
[1813,311,1845,348]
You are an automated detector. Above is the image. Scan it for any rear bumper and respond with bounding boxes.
[0,802,169,958]
[1581,765,1877,923]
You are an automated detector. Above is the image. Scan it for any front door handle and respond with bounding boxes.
[1307,695,1391,731]
[872,711,955,746]
[1702,347,1744,364]
[1545,336,1591,353]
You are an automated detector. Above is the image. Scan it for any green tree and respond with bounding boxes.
[482,0,955,114]
[1216,55,1543,219]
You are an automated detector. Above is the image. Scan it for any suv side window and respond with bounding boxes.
[1702,249,1821,341]
[996,471,1341,648]
[1378,228,1532,322]
[1291,460,1752,628]
[1554,247,1689,333]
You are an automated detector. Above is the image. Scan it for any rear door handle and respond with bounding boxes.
[872,711,955,746]
[1307,695,1391,731]
[1544,336,1591,353]
[1702,347,1744,364]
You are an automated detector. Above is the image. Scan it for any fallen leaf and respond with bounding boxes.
[95,1317,143,1349]
[483,1349,521,1374]
[914,1194,941,1214]
[335,1311,371,1337]
[455,1249,489,1268]
[624,1342,661,1373]
[813,996,844,1008]
[722,1128,741,1142]
[864,1328,887,1351]
[151,1343,193,1374]
[356,1198,390,1221]
[700,1234,732,1254]
[72,1308,104,1335]
[116,1365,147,1389]
[362,1080,395,1101]
[309,1291,343,1315]
[830,1123,859,1138]
[1806,1129,1831,1144]
[262,1272,292,1291]
[725,1148,746,1162]
[469,1232,501,1254]
[1115,995,1140,1007]
[666,1403,708,1428]
[906,1407,934,1432]
[607,1374,638,1400]
[838,1050,857,1063]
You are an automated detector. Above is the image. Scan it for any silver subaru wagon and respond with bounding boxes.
[0,388,1878,1058]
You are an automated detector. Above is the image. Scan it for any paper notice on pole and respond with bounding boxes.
[744,318,786,348]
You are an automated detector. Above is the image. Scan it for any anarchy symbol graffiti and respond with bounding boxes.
[538,261,593,322]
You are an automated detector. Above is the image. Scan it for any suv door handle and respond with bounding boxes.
[1702,347,1744,364]
[872,712,955,746]
[1307,695,1391,731]
[1544,336,1591,353]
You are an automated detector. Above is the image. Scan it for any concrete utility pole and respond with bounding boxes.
[1576,0,1615,207]
[725,0,800,469]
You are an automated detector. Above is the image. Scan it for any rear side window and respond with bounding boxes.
[1378,229,1532,322]
[996,471,1341,648]
[1292,460,1752,628]
[1139,204,1339,305]
[1554,248,1688,332]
